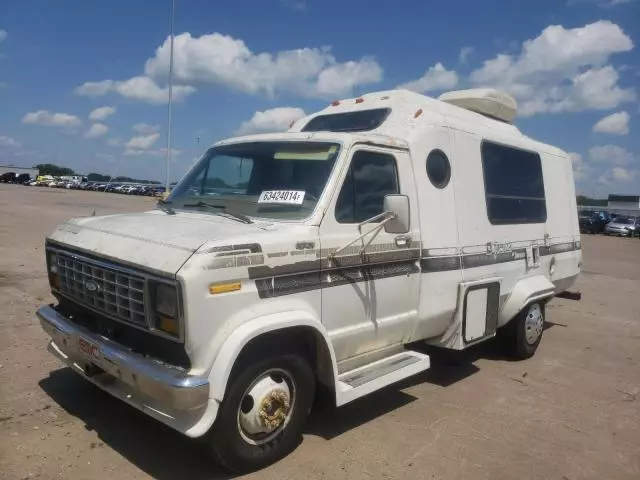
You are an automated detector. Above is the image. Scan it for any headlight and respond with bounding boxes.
[153,283,180,337]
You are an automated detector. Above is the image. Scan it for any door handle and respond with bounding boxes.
[395,234,412,247]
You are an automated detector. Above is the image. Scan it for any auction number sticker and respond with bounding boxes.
[258,190,306,205]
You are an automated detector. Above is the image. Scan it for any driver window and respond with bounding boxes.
[335,150,399,223]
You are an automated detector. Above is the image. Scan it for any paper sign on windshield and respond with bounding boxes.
[258,190,306,205]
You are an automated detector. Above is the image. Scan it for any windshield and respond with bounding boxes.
[615,217,633,224]
[168,141,341,221]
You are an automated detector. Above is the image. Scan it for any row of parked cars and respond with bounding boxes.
[578,210,640,237]
[29,179,165,196]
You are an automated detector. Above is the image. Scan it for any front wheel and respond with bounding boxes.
[499,302,545,359]
[205,352,315,473]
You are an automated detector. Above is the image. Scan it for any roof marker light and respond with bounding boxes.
[414,108,423,118]
[331,100,340,106]
[355,98,364,104]
[289,121,295,128]
[381,96,389,100]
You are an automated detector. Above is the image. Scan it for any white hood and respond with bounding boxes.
[47,210,272,275]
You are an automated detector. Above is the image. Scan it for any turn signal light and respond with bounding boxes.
[158,314,180,336]
[209,282,242,295]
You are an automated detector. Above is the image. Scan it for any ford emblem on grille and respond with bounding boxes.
[85,281,98,292]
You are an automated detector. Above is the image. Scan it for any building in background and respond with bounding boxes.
[608,195,640,211]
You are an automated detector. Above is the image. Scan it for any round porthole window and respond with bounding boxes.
[426,149,451,189]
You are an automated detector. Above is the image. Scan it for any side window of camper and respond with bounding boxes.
[481,142,546,225]
[335,150,399,223]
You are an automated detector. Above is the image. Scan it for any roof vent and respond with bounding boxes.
[438,88,517,123]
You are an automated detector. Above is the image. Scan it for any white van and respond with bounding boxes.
[38,88,581,472]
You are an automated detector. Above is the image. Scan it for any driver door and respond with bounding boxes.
[320,147,421,362]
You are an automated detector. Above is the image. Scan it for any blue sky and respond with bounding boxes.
[1,0,639,196]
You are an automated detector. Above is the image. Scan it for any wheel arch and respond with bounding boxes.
[498,275,555,327]
[207,312,338,405]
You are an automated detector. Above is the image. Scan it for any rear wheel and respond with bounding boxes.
[499,302,545,359]
[206,352,315,473]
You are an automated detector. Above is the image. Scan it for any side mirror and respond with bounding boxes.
[383,194,410,234]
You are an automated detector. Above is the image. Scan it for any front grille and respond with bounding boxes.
[56,253,148,327]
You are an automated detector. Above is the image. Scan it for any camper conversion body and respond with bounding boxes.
[37,88,581,472]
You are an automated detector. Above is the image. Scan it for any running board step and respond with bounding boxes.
[335,350,430,406]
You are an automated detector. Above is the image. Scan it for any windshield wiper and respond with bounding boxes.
[157,199,176,215]
[182,201,253,224]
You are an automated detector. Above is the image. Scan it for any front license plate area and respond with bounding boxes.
[78,336,102,367]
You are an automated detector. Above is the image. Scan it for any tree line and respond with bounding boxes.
[34,163,160,184]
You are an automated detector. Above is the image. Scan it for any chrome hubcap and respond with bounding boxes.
[524,303,544,344]
[237,369,295,445]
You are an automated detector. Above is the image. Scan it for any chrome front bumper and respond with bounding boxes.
[37,305,209,413]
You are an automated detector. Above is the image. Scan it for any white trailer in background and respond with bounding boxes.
[38,88,581,473]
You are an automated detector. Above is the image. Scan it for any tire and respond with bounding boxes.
[206,351,315,473]
[499,302,545,360]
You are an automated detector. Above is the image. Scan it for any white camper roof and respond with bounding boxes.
[287,89,566,157]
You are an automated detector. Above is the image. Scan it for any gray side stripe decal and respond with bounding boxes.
[256,261,420,299]
[253,240,580,298]
[248,248,421,280]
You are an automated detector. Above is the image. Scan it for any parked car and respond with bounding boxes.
[0,172,17,183]
[16,173,32,184]
[604,216,639,237]
[578,210,611,234]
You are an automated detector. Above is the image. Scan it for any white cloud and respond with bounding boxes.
[541,66,636,115]
[0,135,21,148]
[459,47,474,64]
[89,106,117,121]
[125,132,160,150]
[0,30,7,44]
[598,166,637,187]
[611,166,635,182]
[105,137,123,147]
[22,110,82,128]
[397,63,458,94]
[592,111,630,135]
[84,123,109,139]
[115,76,195,104]
[588,144,635,165]
[143,32,382,99]
[75,76,195,104]
[124,147,180,157]
[133,123,161,134]
[236,107,306,135]
[74,80,114,96]
[469,21,635,117]
[569,152,593,181]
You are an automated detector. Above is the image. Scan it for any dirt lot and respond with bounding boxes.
[0,183,639,480]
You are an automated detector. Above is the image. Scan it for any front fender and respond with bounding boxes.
[499,275,555,327]
[207,311,338,403]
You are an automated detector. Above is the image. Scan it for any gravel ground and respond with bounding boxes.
[1,183,639,480]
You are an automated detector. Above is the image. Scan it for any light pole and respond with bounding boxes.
[164,0,176,195]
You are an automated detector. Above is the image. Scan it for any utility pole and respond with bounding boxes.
[164,0,176,195]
